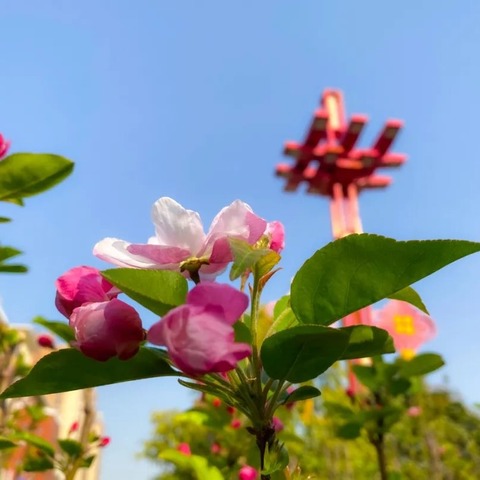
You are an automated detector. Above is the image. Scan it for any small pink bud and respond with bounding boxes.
[238,465,258,480]
[0,134,10,159]
[69,421,79,434]
[226,405,236,415]
[407,406,422,417]
[345,387,355,399]
[272,416,284,432]
[230,419,242,429]
[265,221,285,253]
[98,436,110,447]
[177,443,191,456]
[211,443,221,454]
[37,334,55,349]
[212,398,222,408]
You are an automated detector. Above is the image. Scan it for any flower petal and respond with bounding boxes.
[151,197,205,253]
[93,238,163,269]
[127,244,190,268]
[187,282,249,325]
[201,200,267,256]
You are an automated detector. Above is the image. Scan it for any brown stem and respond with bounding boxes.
[372,434,388,480]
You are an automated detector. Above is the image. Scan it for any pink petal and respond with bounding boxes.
[202,200,267,256]
[265,221,285,253]
[127,244,191,267]
[94,238,164,269]
[151,197,206,253]
[187,283,249,325]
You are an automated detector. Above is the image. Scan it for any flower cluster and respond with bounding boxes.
[55,198,283,377]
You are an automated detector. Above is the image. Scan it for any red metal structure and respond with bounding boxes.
[276,89,406,390]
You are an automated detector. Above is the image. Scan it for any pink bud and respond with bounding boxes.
[230,419,242,429]
[272,416,284,432]
[55,266,120,318]
[0,134,10,159]
[407,406,422,417]
[238,465,258,480]
[211,443,221,454]
[99,436,111,447]
[69,421,79,434]
[177,443,191,456]
[148,283,251,375]
[37,334,55,349]
[265,221,285,253]
[70,299,144,361]
[212,398,222,408]
[226,406,236,415]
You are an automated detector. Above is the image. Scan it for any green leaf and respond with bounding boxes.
[261,325,349,383]
[338,326,395,360]
[0,436,17,449]
[0,347,178,398]
[389,286,429,314]
[291,234,480,326]
[22,455,54,472]
[336,421,363,439]
[324,401,355,419]
[389,377,412,396]
[228,238,273,281]
[33,316,75,343]
[101,268,188,316]
[0,264,27,273]
[0,246,21,261]
[262,442,289,475]
[266,305,298,338]
[398,353,445,377]
[11,432,55,457]
[0,153,74,200]
[58,439,83,458]
[273,295,290,318]
[159,450,224,480]
[352,365,378,391]
[256,250,281,278]
[233,320,252,344]
[282,385,321,404]
[3,197,24,206]
[0,216,11,223]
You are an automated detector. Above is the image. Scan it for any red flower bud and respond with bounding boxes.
[37,334,55,349]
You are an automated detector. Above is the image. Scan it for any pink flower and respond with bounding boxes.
[211,443,221,454]
[177,443,191,456]
[69,421,79,434]
[70,299,144,361]
[230,419,242,429]
[93,197,267,280]
[265,221,285,253]
[272,416,284,432]
[238,465,258,480]
[98,436,111,447]
[148,283,251,375]
[407,406,422,417]
[374,300,436,359]
[37,334,55,349]
[0,134,10,159]
[55,266,120,318]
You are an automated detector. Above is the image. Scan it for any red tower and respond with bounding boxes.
[276,89,406,390]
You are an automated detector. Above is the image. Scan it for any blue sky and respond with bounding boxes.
[2,1,480,478]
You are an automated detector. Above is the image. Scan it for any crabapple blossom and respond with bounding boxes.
[238,465,258,480]
[70,299,144,361]
[93,197,268,281]
[265,221,285,253]
[55,266,119,318]
[148,282,251,375]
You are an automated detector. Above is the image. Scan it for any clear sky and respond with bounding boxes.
[2,1,480,478]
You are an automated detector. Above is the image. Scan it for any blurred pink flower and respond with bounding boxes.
[373,300,436,359]
[177,443,191,456]
[230,419,242,429]
[211,443,221,454]
[265,221,285,253]
[68,421,79,434]
[407,406,422,417]
[37,334,55,349]
[70,299,144,361]
[55,266,120,318]
[148,283,251,375]
[94,197,267,280]
[238,465,258,480]
[272,416,284,432]
[98,436,111,447]
[0,134,10,159]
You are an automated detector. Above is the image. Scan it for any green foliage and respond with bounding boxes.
[101,268,188,316]
[388,286,429,314]
[0,153,74,202]
[33,316,75,343]
[337,325,395,360]
[282,386,321,404]
[0,347,178,398]
[291,234,480,326]
[398,353,445,377]
[261,325,350,382]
